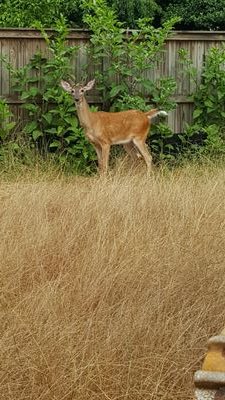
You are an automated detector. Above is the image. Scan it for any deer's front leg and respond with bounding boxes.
[101,143,110,174]
[93,143,103,172]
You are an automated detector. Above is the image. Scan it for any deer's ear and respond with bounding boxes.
[60,80,72,93]
[83,79,95,92]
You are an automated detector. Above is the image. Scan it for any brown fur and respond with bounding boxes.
[88,110,151,145]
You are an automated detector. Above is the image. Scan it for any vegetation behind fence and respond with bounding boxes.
[0,29,225,133]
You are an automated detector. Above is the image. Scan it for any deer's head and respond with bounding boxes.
[60,79,95,103]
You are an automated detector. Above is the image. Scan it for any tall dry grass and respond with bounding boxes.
[1,165,225,400]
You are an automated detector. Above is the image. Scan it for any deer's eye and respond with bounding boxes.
[80,89,84,93]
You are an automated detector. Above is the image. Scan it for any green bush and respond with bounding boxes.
[108,0,160,28]
[0,0,159,29]
[0,0,85,28]
[0,0,61,27]
[1,0,225,31]
[162,0,225,30]
[83,0,178,111]
[178,46,225,157]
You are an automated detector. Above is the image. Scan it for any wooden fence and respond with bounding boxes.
[0,29,225,133]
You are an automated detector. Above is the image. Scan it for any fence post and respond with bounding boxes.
[194,328,225,400]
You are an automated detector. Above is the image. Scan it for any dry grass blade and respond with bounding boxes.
[1,165,225,399]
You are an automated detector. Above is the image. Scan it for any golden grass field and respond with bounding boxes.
[1,163,225,399]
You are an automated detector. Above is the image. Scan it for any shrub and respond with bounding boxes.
[178,46,225,157]
[162,0,225,30]
[108,0,160,28]
[82,0,178,112]
[0,0,61,27]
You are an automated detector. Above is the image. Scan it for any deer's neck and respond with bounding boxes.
[76,96,92,130]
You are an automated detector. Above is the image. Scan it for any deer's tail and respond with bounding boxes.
[145,108,168,121]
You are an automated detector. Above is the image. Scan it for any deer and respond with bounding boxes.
[60,79,168,174]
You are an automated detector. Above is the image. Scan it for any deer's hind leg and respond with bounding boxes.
[132,138,152,171]
[123,142,141,160]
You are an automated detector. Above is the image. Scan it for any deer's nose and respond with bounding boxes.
[72,91,79,101]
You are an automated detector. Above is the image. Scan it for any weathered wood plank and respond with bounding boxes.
[0,28,91,40]
[169,31,225,41]
[1,29,225,41]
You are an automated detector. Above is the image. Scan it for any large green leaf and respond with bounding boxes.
[32,130,43,140]
[42,112,53,125]
[65,117,78,129]
[24,121,38,134]
[49,140,61,148]
[110,85,126,98]
[193,109,203,119]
